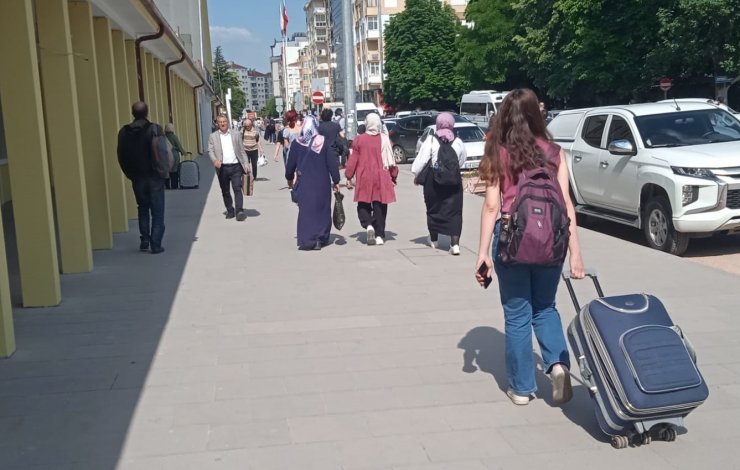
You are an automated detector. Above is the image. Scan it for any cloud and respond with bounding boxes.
[210,25,253,42]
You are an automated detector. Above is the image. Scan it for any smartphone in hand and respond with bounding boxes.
[477,262,493,289]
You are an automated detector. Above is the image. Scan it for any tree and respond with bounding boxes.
[212,46,246,117]
[456,0,525,90]
[384,0,469,109]
[261,96,277,118]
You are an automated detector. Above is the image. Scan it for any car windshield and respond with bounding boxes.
[454,126,485,142]
[356,109,378,122]
[635,109,740,147]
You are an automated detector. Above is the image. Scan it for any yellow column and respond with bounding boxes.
[111,30,137,220]
[0,209,15,356]
[145,53,158,122]
[124,40,138,104]
[158,61,167,126]
[185,85,195,152]
[172,74,180,136]
[37,0,93,273]
[93,16,127,233]
[68,0,112,250]
[0,0,61,307]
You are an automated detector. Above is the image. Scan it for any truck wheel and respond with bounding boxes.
[643,197,689,255]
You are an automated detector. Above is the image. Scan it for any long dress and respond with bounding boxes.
[412,136,467,237]
[345,133,398,205]
[285,138,341,248]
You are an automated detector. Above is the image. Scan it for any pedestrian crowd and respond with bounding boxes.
[116,89,585,408]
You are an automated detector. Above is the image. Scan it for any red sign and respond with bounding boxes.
[659,77,672,92]
[311,91,325,105]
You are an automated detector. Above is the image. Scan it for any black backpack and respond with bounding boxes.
[432,135,462,186]
[117,122,153,180]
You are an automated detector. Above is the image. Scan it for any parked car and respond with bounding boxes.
[548,102,740,255]
[415,123,486,169]
[390,112,471,163]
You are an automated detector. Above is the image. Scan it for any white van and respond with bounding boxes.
[460,90,510,128]
[355,102,383,126]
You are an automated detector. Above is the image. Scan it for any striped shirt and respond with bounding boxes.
[242,128,259,151]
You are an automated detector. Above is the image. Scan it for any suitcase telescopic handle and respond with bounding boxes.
[561,269,604,312]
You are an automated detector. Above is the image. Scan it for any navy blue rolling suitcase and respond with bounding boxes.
[563,272,709,449]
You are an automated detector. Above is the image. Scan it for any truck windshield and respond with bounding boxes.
[635,109,740,148]
[356,110,378,122]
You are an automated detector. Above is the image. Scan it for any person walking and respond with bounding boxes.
[285,115,341,250]
[411,112,467,255]
[264,119,274,144]
[241,118,264,179]
[164,123,187,190]
[474,88,585,406]
[273,110,302,166]
[208,114,251,222]
[318,108,344,165]
[345,113,398,246]
[116,101,166,254]
[333,108,345,131]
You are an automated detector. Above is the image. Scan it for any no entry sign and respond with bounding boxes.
[659,77,672,92]
[312,91,325,105]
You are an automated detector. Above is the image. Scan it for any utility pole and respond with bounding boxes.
[342,0,356,139]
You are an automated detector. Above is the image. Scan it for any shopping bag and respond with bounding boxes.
[242,173,254,196]
[257,154,268,167]
[332,191,345,230]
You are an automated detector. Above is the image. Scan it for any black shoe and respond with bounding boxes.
[139,240,149,251]
[150,246,165,254]
[225,211,235,220]
[236,210,247,222]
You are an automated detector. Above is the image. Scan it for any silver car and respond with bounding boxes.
[415,123,486,169]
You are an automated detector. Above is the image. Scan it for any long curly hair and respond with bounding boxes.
[284,110,299,129]
[478,88,554,185]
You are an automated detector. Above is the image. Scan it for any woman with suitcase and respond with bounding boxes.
[474,88,585,406]
[164,123,187,189]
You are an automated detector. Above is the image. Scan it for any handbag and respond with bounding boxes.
[332,191,346,230]
[242,172,254,196]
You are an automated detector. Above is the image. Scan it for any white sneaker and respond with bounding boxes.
[366,225,376,245]
[450,245,460,256]
[506,389,530,406]
[427,236,437,249]
[375,237,384,246]
[550,363,573,405]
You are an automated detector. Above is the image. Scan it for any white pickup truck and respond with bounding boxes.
[548,102,740,255]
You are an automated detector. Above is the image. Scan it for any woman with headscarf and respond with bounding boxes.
[273,110,303,166]
[345,113,398,246]
[411,112,467,255]
[165,123,187,189]
[285,115,341,251]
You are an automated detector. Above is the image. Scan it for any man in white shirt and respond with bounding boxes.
[208,114,251,221]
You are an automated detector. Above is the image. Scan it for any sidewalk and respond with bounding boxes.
[1,144,739,469]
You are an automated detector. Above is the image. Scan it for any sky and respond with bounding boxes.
[208,0,307,72]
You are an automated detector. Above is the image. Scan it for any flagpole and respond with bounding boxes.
[281,0,289,112]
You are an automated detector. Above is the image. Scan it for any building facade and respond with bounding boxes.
[0,0,218,357]
[328,0,346,101]
[229,62,272,113]
[304,0,333,101]
[269,32,309,108]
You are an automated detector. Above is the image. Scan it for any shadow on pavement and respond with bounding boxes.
[0,155,214,469]
[457,326,606,443]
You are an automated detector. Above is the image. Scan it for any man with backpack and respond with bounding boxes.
[117,101,167,254]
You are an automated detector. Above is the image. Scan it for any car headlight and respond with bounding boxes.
[671,167,715,179]
[681,185,699,206]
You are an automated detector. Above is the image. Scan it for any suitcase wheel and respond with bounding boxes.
[611,435,630,449]
[653,425,677,442]
[641,431,651,445]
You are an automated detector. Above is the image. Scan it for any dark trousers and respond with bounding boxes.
[246,149,259,179]
[430,231,460,246]
[357,201,388,238]
[218,163,243,214]
[165,171,179,189]
[132,176,166,249]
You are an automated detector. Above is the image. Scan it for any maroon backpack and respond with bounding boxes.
[498,147,570,266]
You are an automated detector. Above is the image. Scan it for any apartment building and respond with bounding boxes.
[228,62,273,113]
[304,0,333,101]
[269,33,309,106]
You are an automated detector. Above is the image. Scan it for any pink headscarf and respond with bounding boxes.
[435,112,455,142]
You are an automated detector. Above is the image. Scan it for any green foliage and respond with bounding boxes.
[261,96,277,118]
[384,0,470,108]
[213,46,245,116]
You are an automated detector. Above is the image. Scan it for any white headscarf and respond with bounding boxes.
[365,113,395,169]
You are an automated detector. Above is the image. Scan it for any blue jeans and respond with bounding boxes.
[132,176,165,249]
[493,220,570,395]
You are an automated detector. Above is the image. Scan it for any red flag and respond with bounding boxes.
[280,0,289,37]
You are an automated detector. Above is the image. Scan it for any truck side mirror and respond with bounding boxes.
[608,139,637,156]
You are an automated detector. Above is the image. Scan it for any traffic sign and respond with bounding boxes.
[659,77,672,92]
[312,91,325,105]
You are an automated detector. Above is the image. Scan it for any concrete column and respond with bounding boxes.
[93,17,127,233]
[111,30,137,221]
[157,61,167,126]
[0,0,61,307]
[37,0,93,274]
[145,52,159,122]
[68,0,112,250]
[124,40,138,104]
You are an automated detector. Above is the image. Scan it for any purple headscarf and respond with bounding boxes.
[435,112,455,142]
